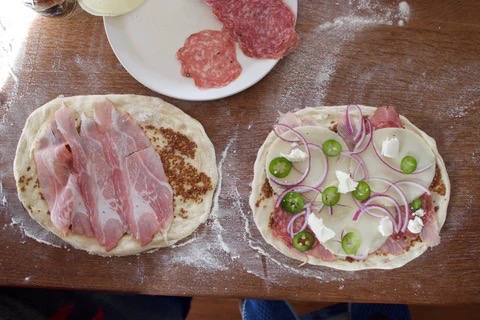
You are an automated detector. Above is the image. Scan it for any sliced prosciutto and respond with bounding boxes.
[56,105,126,251]
[370,106,403,130]
[270,207,334,261]
[419,193,441,247]
[177,30,242,88]
[34,119,94,237]
[93,99,174,246]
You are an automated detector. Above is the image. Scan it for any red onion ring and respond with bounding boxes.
[270,124,311,188]
[371,131,434,175]
[340,152,368,181]
[353,204,399,233]
[365,177,409,232]
[396,180,432,195]
[346,105,364,141]
[364,194,402,228]
[274,185,322,209]
[305,143,329,188]
[345,105,355,136]
[287,210,306,239]
[364,209,384,219]
[344,119,373,156]
[300,206,312,233]
[354,118,366,150]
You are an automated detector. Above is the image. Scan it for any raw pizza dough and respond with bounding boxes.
[14,95,218,256]
[250,105,450,270]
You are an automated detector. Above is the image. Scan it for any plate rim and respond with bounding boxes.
[103,0,298,102]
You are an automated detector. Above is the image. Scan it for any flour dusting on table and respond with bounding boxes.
[268,0,412,111]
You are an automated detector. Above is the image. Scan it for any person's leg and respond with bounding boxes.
[242,299,299,320]
[0,287,192,320]
[349,303,411,320]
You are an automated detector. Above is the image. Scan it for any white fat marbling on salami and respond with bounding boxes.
[265,126,349,196]
[79,0,145,16]
[357,128,436,203]
[317,195,389,256]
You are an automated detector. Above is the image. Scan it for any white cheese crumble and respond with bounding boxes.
[381,137,400,158]
[413,208,425,217]
[407,216,424,234]
[335,170,358,194]
[280,148,307,162]
[307,214,335,243]
[378,216,393,237]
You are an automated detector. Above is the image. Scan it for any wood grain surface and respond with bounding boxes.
[1,0,479,305]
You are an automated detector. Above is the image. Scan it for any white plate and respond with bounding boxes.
[104,0,298,101]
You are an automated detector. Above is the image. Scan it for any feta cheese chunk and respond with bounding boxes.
[335,170,358,194]
[280,148,307,162]
[381,137,400,159]
[413,208,425,217]
[377,216,393,237]
[307,214,335,243]
[407,216,424,234]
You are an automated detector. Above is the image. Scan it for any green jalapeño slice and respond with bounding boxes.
[411,198,422,211]
[269,157,292,178]
[281,191,305,213]
[322,139,342,157]
[353,181,371,201]
[293,230,315,252]
[401,155,417,174]
[322,186,340,206]
[342,231,361,255]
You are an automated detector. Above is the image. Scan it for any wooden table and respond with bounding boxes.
[1,0,479,305]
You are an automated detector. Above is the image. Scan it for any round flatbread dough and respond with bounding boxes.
[250,105,450,270]
[14,94,218,256]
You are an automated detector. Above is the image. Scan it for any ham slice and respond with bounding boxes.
[93,99,173,246]
[34,120,94,237]
[56,105,125,251]
[375,237,408,256]
[270,207,334,261]
[419,193,441,247]
[371,106,403,130]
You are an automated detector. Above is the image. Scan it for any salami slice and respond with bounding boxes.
[176,30,242,89]
[204,0,241,29]
[230,0,299,59]
[204,0,299,59]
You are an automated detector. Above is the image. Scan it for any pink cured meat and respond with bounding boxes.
[370,106,403,130]
[56,105,126,251]
[34,119,94,237]
[375,237,408,256]
[419,193,441,247]
[93,99,174,246]
[270,207,334,261]
[228,0,299,59]
[177,30,242,88]
[204,0,241,29]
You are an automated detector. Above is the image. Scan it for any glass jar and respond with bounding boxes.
[23,0,77,18]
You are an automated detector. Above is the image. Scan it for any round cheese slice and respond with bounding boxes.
[356,127,436,203]
[265,126,350,197]
[316,195,389,256]
[79,0,145,17]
